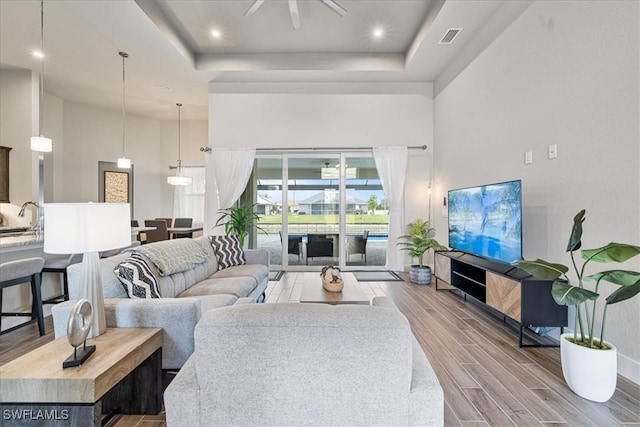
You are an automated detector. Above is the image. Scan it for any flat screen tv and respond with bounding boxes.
[448,179,522,264]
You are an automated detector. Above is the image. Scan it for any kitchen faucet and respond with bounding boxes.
[18,201,43,232]
[18,201,39,217]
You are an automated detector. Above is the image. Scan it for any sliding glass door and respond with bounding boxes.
[343,155,386,268]
[252,152,386,270]
[287,156,340,268]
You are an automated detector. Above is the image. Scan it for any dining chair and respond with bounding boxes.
[131,219,146,243]
[145,220,169,243]
[172,217,193,239]
[156,217,173,228]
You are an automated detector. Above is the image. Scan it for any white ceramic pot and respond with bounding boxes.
[409,266,431,285]
[560,333,617,402]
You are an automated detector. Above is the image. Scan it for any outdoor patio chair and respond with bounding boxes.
[279,231,302,260]
[306,234,334,265]
[347,230,369,262]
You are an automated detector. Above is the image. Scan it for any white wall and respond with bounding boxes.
[0,80,207,326]
[433,0,639,382]
[0,73,207,224]
[57,101,207,221]
[0,69,36,226]
[208,84,435,264]
[159,118,208,218]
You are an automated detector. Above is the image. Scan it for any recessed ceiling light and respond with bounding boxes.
[32,50,44,58]
[211,29,222,39]
[372,27,385,39]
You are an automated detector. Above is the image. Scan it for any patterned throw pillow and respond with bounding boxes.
[209,235,246,270]
[114,254,162,299]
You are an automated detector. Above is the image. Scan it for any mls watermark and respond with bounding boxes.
[3,409,70,421]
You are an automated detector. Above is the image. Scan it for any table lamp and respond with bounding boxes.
[44,203,130,338]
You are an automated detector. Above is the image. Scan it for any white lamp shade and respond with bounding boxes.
[167,175,192,186]
[31,136,53,152]
[44,203,131,254]
[117,157,132,169]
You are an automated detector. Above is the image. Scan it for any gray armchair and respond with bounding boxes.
[164,297,444,426]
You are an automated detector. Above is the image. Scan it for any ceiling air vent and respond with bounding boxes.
[439,28,462,45]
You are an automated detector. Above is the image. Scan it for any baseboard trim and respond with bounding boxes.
[618,352,640,385]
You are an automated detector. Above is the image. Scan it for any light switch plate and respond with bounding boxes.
[525,150,533,164]
[548,144,558,159]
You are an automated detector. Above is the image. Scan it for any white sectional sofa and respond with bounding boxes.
[51,236,269,369]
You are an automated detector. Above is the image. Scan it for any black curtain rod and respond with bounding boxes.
[199,145,427,153]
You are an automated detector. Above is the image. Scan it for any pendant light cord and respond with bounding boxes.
[177,102,183,175]
[120,52,129,158]
[39,0,45,137]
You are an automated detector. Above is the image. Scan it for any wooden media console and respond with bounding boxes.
[434,251,567,347]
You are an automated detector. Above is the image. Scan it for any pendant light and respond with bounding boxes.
[30,0,52,152]
[116,51,131,168]
[167,103,192,186]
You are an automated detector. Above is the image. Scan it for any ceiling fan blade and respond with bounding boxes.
[244,0,266,17]
[288,0,300,30]
[321,0,347,17]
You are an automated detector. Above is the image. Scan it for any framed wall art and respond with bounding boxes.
[99,161,133,213]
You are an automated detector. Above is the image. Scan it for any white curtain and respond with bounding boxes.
[203,148,256,235]
[373,146,408,271]
[172,167,205,223]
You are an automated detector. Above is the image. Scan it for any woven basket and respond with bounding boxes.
[322,278,344,293]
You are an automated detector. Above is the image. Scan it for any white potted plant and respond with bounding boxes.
[398,219,447,285]
[514,210,640,402]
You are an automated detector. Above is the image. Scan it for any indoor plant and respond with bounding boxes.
[398,219,447,285]
[514,209,640,402]
[215,203,265,249]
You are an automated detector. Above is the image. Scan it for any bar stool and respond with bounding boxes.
[0,257,46,336]
[40,254,83,305]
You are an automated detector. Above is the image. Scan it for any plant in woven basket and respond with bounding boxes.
[398,219,447,284]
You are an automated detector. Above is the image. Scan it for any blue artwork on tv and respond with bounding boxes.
[448,180,522,264]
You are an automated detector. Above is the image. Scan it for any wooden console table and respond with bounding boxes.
[0,328,162,426]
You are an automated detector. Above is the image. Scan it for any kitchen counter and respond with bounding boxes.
[0,231,44,252]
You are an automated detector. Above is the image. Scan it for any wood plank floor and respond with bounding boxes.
[2,272,639,426]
